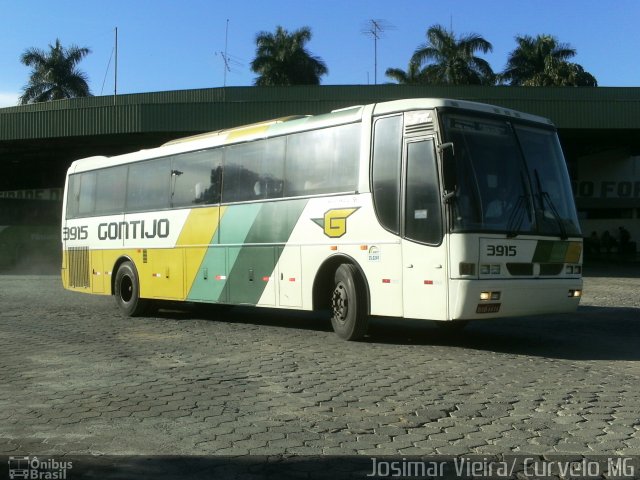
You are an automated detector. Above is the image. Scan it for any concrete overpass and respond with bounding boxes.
[1,85,639,270]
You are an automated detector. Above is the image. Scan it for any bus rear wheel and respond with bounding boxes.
[330,264,368,341]
[114,261,148,316]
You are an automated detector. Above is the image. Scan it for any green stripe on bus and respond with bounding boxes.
[186,199,308,305]
[186,203,262,302]
[533,240,582,263]
[224,199,307,305]
[532,240,568,263]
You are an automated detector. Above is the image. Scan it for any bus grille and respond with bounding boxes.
[67,247,90,288]
[539,263,564,276]
[506,263,534,276]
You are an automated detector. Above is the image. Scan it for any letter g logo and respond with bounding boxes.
[312,207,359,238]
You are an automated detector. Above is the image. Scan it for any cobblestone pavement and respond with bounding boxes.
[0,267,639,458]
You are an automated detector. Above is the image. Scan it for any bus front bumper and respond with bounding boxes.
[449,278,583,320]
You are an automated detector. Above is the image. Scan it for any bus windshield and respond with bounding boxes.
[441,113,581,238]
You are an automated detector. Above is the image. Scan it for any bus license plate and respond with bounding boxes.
[476,303,501,314]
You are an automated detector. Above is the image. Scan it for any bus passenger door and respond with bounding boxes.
[401,138,449,320]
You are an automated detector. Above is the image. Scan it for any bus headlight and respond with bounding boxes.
[568,289,582,298]
[480,291,490,300]
[480,291,501,301]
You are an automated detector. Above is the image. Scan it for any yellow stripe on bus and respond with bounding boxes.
[565,241,582,264]
[177,206,226,296]
[225,124,270,141]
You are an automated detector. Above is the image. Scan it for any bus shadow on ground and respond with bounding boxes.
[159,303,640,362]
[366,305,640,361]
[156,303,335,333]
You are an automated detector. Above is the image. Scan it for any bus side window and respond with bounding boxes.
[66,174,80,218]
[77,172,97,217]
[222,138,285,203]
[222,143,261,203]
[285,129,322,196]
[284,124,360,197]
[372,115,402,234]
[126,159,170,213]
[171,149,223,206]
[258,137,285,200]
[96,168,128,215]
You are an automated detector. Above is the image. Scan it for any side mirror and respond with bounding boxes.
[438,142,457,194]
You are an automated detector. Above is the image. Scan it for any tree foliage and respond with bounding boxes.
[19,38,92,104]
[20,28,599,100]
[501,34,597,86]
[250,26,328,86]
[385,61,429,85]
[410,24,495,85]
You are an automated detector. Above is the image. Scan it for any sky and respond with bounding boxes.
[1,0,639,107]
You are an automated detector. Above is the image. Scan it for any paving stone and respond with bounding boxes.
[1,274,639,459]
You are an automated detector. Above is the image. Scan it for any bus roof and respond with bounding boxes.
[67,98,553,174]
[372,98,553,125]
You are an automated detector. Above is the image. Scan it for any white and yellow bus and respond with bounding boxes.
[61,98,583,340]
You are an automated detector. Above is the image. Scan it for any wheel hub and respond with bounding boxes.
[332,283,348,322]
[120,276,133,303]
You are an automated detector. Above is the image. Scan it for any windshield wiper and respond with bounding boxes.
[541,191,568,240]
[506,195,526,238]
[534,170,568,240]
[506,172,532,238]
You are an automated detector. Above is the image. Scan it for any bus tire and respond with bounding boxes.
[330,264,369,340]
[114,261,148,317]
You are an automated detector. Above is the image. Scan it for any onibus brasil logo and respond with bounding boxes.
[8,456,73,479]
[312,207,359,238]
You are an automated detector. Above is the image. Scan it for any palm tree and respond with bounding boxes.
[250,26,328,86]
[411,24,495,85]
[557,63,598,86]
[501,34,597,86]
[385,60,429,84]
[19,39,92,104]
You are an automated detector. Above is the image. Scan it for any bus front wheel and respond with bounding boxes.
[114,261,148,316]
[330,264,368,341]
